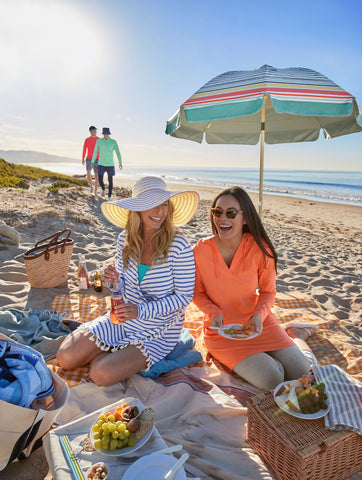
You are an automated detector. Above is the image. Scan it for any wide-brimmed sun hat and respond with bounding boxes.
[101,176,199,228]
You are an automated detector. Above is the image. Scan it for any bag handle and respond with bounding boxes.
[34,229,71,250]
[7,414,42,466]
[42,229,72,261]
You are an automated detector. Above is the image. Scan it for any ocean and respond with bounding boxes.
[32,162,362,207]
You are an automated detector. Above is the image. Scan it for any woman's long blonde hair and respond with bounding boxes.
[122,201,177,268]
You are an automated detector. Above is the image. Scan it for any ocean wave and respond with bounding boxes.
[27,163,362,207]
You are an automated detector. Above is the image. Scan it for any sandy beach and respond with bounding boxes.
[0,176,361,479]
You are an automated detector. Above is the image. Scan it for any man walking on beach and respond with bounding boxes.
[82,126,99,195]
[92,127,122,200]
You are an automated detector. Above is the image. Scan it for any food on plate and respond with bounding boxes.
[87,462,108,479]
[135,408,155,442]
[91,402,154,452]
[275,374,328,414]
[121,405,139,421]
[223,324,255,338]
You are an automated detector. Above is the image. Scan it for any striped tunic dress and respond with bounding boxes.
[79,231,195,370]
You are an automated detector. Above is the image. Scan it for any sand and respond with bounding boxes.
[0,176,361,478]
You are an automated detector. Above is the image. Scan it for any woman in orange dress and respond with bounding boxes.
[193,186,313,390]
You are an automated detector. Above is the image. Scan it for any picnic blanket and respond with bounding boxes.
[44,368,270,480]
[48,291,362,387]
[42,291,362,480]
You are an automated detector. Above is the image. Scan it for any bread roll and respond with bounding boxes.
[135,408,155,442]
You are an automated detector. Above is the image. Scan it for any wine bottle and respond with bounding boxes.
[94,263,103,292]
[77,253,89,290]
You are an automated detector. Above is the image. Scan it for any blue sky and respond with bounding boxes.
[0,0,361,171]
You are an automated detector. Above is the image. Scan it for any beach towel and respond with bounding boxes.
[139,328,203,379]
[0,309,72,361]
[0,339,54,408]
[314,364,362,435]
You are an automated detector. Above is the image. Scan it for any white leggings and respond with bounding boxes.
[232,345,317,391]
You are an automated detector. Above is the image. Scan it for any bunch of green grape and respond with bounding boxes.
[92,413,136,451]
[298,383,328,414]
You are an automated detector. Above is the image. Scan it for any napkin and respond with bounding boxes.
[314,364,362,435]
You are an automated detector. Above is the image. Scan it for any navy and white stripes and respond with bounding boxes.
[314,364,362,435]
[80,231,195,369]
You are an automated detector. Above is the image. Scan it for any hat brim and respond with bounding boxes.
[101,190,199,228]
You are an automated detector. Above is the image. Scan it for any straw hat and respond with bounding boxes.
[101,176,199,228]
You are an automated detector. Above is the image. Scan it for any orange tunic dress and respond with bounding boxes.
[193,234,294,370]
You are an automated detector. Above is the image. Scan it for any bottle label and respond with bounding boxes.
[79,277,88,290]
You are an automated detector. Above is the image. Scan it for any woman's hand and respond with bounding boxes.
[249,314,263,334]
[115,302,139,321]
[103,264,118,284]
[211,315,224,328]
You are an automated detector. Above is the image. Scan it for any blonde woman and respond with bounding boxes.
[57,177,199,386]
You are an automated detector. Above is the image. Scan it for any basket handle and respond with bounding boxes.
[40,230,72,261]
[34,229,71,249]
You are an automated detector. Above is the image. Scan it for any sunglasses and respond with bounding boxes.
[211,208,243,219]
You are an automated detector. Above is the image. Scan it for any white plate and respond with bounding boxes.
[122,453,186,480]
[90,397,154,457]
[217,324,259,340]
[273,380,330,420]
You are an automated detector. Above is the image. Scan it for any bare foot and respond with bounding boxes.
[286,326,310,341]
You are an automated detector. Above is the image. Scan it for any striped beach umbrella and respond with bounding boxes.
[166,65,362,215]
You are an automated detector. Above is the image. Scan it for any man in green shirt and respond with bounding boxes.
[92,127,122,200]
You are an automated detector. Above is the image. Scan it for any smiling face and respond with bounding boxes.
[140,201,169,234]
[213,194,246,242]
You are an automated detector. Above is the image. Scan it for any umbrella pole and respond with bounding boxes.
[258,98,266,218]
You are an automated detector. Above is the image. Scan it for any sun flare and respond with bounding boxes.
[1,1,101,85]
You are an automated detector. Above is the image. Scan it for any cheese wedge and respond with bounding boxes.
[286,387,301,412]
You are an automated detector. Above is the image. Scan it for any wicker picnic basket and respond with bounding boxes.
[247,390,362,480]
[24,229,74,288]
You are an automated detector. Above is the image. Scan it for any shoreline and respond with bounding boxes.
[12,161,362,207]
[112,175,362,222]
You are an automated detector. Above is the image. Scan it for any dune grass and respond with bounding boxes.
[0,158,88,192]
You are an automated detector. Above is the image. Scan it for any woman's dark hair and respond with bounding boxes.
[210,186,278,270]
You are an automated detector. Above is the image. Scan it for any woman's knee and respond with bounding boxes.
[89,361,118,386]
[56,331,98,370]
[56,347,75,370]
[271,346,311,380]
[233,354,285,390]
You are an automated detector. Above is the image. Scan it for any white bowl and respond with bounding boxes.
[86,461,109,479]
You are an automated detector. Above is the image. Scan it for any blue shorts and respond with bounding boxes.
[97,164,115,177]
[86,158,98,173]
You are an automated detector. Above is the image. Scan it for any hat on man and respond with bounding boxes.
[89,126,97,131]
[102,127,111,135]
[101,176,199,228]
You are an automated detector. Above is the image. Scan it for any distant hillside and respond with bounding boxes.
[0,150,78,165]
[0,158,87,192]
